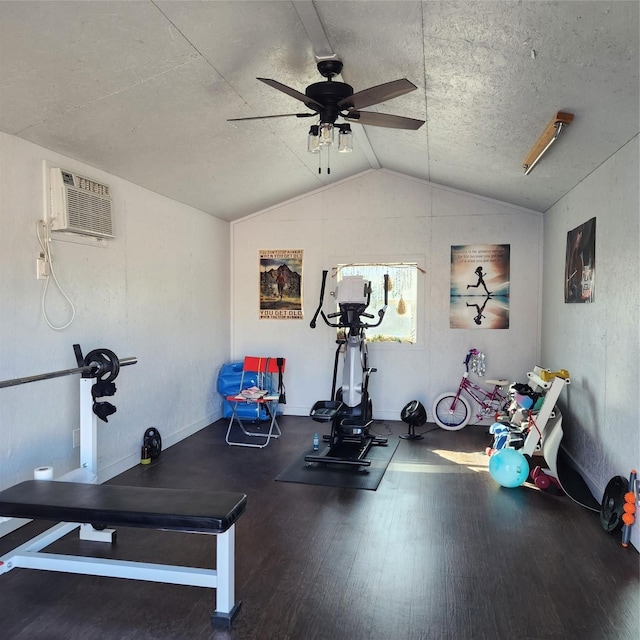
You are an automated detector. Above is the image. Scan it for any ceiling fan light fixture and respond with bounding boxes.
[338,124,353,153]
[319,122,334,146]
[523,111,574,175]
[308,125,320,153]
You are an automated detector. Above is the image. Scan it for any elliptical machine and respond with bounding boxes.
[306,270,389,467]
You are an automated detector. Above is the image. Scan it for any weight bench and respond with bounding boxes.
[0,480,247,627]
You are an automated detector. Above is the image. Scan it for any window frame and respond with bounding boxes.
[330,255,425,351]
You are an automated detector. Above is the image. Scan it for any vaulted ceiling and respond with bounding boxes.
[1,1,638,221]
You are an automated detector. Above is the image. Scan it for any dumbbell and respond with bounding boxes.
[530,466,560,491]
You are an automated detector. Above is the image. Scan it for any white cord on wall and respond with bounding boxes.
[36,219,76,330]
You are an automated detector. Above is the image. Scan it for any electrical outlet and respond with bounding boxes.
[73,429,80,449]
[36,254,49,279]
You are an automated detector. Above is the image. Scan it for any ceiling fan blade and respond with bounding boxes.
[338,78,417,111]
[257,78,323,111]
[343,110,425,130]
[228,113,315,122]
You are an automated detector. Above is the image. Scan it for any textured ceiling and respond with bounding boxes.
[0,1,638,221]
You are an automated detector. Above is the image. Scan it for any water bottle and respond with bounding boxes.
[313,432,319,451]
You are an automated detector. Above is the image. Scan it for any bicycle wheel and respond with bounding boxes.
[432,393,471,430]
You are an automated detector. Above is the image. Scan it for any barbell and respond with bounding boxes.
[0,347,137,389]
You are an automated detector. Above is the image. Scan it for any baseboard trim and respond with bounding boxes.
[98,412,221,483]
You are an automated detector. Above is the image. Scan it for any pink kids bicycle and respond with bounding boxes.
[432,349,510,430]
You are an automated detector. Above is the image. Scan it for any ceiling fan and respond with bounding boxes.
[228,59,425,132]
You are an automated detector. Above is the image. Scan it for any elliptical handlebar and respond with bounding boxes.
[309,270,329,329]
[367,273,389,328]
[309,271,389,331]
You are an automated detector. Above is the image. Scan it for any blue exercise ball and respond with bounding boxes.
[489,448,529,488]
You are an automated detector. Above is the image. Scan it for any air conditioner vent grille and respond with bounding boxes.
[66,188,113,236]
[49,168,114,239]
[76,175,110,197]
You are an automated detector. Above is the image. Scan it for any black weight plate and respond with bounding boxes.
[600,475,627,533]
[85,349,120,383]
[143,427,162,459]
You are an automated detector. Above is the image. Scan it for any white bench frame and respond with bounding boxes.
[0,374,242,626]
[0,518,239,625]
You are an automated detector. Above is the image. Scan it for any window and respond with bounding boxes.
[337,263,419,344]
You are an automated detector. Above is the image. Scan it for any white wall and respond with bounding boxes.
[0,133,230,491]
[541,136,640,548]
[231,169,543,420]
[4,128,635,542]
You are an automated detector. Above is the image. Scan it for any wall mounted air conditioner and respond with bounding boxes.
[49,168,114,239]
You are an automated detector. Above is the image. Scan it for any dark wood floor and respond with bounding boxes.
[1,416,638,640]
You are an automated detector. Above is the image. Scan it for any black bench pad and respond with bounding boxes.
[0,481,247,534]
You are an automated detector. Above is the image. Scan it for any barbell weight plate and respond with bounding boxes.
[600,476,627,533]
[84,348,120,383]
[143,427,162,459]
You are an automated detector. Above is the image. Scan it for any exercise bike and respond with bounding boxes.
[306,270,389,468]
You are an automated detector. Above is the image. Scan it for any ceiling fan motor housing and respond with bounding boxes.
[305,80,353,123]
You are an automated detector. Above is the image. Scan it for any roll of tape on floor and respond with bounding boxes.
[34,466,54,480]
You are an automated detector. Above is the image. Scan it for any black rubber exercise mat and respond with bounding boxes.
[275,438,399,490]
